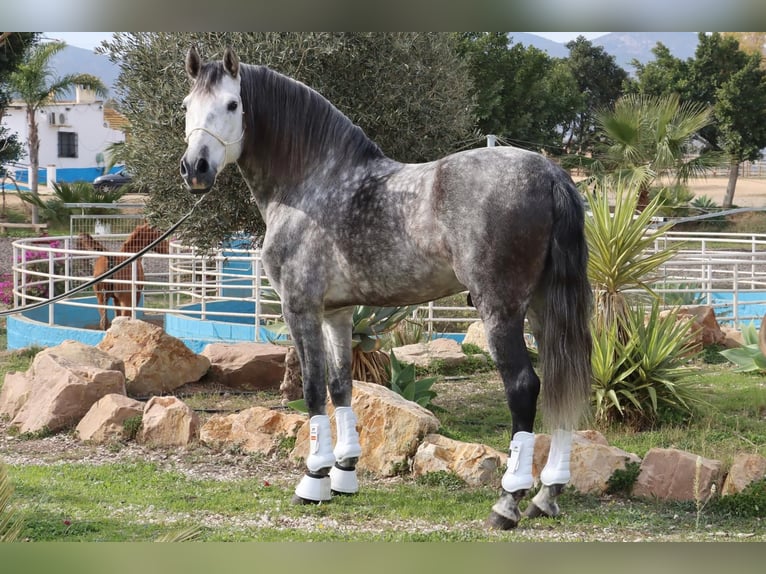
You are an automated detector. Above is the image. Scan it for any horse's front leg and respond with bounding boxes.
[95,288,110,330]
[287,305,336,504]
[323,308,362,495]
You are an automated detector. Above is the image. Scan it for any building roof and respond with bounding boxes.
[103,106,130,132]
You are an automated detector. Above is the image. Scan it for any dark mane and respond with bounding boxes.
[236,64,385,182]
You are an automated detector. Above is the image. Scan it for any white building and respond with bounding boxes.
[1,86,126,188]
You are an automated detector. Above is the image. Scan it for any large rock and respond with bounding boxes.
[75,393,144,443]
[530,430,639,494]
[97,318,210,397]
[660,305,724,350]
[137,396,199,447]
[200,342,287,391]
[462,321,489,353]
[632,448,723,502]
[392,338,466,368]
[291,380,441,476]
[200,406,305,455]
[721,453,766,496]
[0,342,126,434]
[413,434,505,487]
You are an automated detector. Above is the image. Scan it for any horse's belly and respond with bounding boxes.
[326,261,464,308]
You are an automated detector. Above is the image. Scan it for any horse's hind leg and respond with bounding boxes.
[479,311,541,530]
[522,310,573,520]
[323,308,362,495]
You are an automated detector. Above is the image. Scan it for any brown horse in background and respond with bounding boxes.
[76,223,169,330]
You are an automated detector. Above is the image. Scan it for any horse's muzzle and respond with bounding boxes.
[180,154,216,194]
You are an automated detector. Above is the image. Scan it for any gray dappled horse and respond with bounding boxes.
[180,46,592,529]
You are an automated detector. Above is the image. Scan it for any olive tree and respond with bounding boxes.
[101,33,475,252]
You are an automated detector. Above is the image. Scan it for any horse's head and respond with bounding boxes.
[180,45,244,194]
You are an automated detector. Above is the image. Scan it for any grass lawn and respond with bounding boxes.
[1,327,765,541]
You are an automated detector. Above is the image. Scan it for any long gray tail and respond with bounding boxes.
[537,175,593,430]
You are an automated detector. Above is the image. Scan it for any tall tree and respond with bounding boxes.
[102,32,476,252]
[686,33,766,207]
[0,33,37,181]
[715,53,766,207]
[8,40,107,223]
[563,36,629,155]
[455,32,581,154]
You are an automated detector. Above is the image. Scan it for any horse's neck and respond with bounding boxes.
[121,236,150,253]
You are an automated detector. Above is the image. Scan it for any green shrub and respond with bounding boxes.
[709,479,766,518]
[605,461,641,496]
[719,322,766,372]
[592,302,706,429]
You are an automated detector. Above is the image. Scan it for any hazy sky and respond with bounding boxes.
[46,32,608,51]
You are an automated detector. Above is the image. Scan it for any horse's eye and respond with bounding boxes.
[227,100,238,112]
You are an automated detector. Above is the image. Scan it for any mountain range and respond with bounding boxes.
[50,32,702,101]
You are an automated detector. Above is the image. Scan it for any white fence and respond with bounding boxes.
[9,231,766,342]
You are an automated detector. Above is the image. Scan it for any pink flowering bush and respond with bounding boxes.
[0,239,66,306]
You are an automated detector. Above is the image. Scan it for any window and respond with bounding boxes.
[57,132,78,158]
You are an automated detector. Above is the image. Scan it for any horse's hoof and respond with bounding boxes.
[291,493,322,505]
[522,501,548,518]
[485,510,519,530]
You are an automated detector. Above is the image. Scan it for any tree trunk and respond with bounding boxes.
[25,106,40,224]
[722,159,740,209]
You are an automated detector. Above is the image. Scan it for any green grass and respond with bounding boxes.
[1,318,765,541]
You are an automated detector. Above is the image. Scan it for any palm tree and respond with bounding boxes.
[8,41,107,223]
[571,93,723,207]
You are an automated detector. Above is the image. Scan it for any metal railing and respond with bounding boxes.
[9,231,766,341]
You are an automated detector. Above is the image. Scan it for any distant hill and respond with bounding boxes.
[509,32,700,71]
[50,45,121,101]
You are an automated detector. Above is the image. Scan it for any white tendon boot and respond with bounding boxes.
[294,415,335,503]
[500,431,535,493]
[329,406,362,494]
[488,431,535,529]
[526,428,572,518]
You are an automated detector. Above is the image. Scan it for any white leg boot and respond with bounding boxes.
[488,431,536,529]
[294,415,335,503]
[526,428,572,518]
[500,431,535,493]
[329,406,362,494]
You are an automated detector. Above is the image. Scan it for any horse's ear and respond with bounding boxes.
[223,46,239,78]
[186,45,201,80]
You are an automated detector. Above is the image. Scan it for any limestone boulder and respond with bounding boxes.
[720,326,744,349]
[721,453,766,496]
[200,342,287,391]
[392,338,466,369]
[137,396,199,447]
[75,393,144,443]
[200,406,306,455]
[632,447,723,502]
[291,380,441,476]
[530,430,639,494]
[0,343,126,434]
[660,305,724,350]
[462,321,489,353]
[97,318,210,397]
[413,434,505,487]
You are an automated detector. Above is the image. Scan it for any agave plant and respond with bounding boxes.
[351,305,419,383]
[586,181,680,332]
[0,461,23,542]
[719,322,766,372]
[592,302,705,428]
[586,180,709,428]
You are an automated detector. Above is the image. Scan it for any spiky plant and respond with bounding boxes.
[0,461,23,542]
[351,305,419,384]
